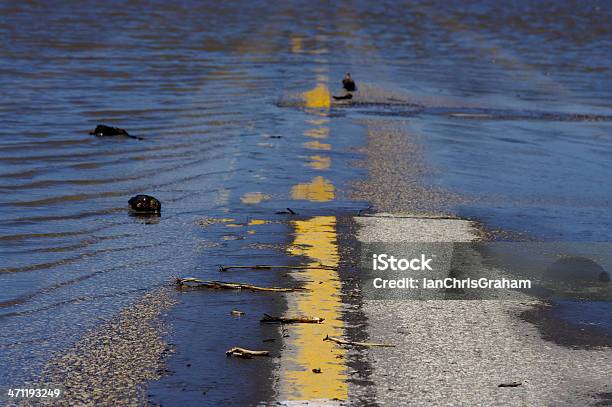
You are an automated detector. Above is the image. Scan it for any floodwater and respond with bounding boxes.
[1,0,611,405]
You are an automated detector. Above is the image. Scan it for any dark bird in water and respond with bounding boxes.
[332,93,353,100]
[90,124,143,140]
[342,73,356,92]
[128,194,161,214]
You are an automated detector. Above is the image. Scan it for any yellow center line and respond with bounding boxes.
[291,36,303,53]
[304,140,332,151]
[291,176,335,202]
[279,72,348,402]
[304,127,330,139]
[302,83,331,109]
[307,118,330,126]
[248,219,269,226]
[307,155,331,170]
[283,216,347,401]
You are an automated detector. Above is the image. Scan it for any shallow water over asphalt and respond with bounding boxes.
[0,2,370,404]
[327,0,612,242]
[1,0,611,404]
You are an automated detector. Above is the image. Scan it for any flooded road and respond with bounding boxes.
[1,2,368,404]
[1,0,611,405]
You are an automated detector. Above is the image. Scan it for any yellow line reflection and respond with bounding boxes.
[283,56,346,401]
[302,83,331,109]
[291,176,335,202]
[304,127,330,139]
[240,192,271,204]
[283,216,347,401]
[291,37,303,53]
[307,118,330,126]
[309,48,329,55]
[304,140,331,151]
[248,219,269,226]
[307,155,331,170]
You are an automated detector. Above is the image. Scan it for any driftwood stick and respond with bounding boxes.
[226,347,269,359]
[175,278,306,292]
[260,313,324,324]
[323,335,395,348]
[219,265,273,271]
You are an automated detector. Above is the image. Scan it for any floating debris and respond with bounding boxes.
[260,314,324,324]
[128,194,161,214]
[333,93,353,100]
[357,206,373,216]
[275,208,297,215]
[230,309,245,317]
[323,335,395,348]
[175,278,306,292]
[226,347,269,359]
[312,368,322,374]
[90,124,143,140]
[498,382,522,388]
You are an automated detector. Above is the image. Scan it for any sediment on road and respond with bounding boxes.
[350,119,464,216]
[30,288,176,407]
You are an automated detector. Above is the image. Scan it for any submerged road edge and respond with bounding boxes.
[29,288,177,406]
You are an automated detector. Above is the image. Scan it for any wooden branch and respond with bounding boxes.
[498,382,522,388]
[323,335,395,348]
[219,265,273,271]
[226,347,269,359]
[175,278,306,292]
[260,313,324,324]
